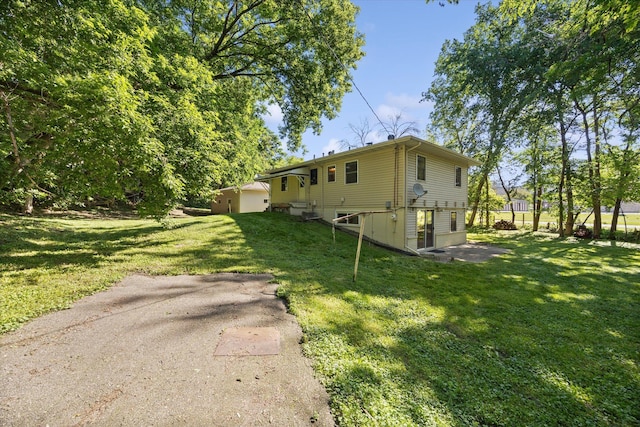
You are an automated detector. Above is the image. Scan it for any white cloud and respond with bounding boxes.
[374,93,422,123]
[374,92,432,124]
[375,103,402,121]
[385,92,427,110]
[262,103,283,126]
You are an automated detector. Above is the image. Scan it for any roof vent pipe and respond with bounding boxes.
[388,134,395,140]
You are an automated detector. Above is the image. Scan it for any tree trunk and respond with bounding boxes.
[564,165,575,236]
[467,172,486,227]
[558,120,567,237]
[485,175,490,228]
[576,96,603,238]
[23,193,33,215]
[592,98,602,238]
[608,198,622,239]
[533,185,542,231]
[497,168,515,224]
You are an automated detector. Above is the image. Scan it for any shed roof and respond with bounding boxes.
[218,182,269,192]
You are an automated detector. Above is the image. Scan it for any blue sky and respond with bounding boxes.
[265,0,482,160]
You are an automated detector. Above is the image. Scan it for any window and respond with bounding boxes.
[345,160,358,184]
[451,211,457,232]
[310,168,318,185]
[337,212,359,225]
[263,199,268,204]
[455,166,462,187]
[281,176,288,192]
[299,177,305,188]
[417,155,426,181]
[328,165,336,182]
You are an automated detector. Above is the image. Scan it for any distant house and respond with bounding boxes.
[211,182,270,214]
[493,185,530,212]
[257,135,480,253]
[621,202,640,213]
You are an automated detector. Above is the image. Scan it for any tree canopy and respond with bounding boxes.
[1,0,364,216]
[426,0,639,237]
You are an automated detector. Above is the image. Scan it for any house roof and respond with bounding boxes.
[218,182,269,192]
[257,135,481,180]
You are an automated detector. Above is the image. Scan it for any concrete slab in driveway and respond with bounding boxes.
[0,273,333,426]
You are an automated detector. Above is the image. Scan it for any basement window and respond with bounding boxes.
[337,212,359,225]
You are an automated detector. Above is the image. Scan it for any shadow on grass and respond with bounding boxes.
[2,212,637,425]
[232,213,640,425]
[0,216,217,272]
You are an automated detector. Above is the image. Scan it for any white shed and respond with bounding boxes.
[211,182,270,214]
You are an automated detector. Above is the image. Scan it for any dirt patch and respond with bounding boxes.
[0,274,333,426]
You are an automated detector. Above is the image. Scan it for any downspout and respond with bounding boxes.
[394,145,398,207]
[320,162,325,216]
[405,141,422,252]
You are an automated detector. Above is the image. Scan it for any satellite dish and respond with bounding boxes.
[413,183,427,198]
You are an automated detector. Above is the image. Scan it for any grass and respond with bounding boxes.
[490,211,640,229]
[1,212,639,425]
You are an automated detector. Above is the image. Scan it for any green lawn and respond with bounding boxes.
[1,212,639,425]
[491,211,640,229]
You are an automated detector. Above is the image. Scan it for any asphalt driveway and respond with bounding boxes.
[1,274,333,426]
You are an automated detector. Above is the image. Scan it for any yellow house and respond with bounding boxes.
[211,182,270,214]
[257,135,480,253]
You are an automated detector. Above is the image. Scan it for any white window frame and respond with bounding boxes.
[417,155,426,181]
[455,166,462,187]
[336,212,359,225]
[345,160,358,184]
[327,165,336,183]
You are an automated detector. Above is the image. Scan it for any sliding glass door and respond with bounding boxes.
[417,210,434,249]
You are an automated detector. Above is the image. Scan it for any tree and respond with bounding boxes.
[514,118,559,231]
[341,118,374,149]
[380,112,420,139]
[500,0,640,238]
[602,139,640,238]
[1,0,364,216]
[426,4,538,227]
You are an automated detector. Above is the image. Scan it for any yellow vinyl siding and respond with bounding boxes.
[406,150,470,251]
[310,145,401,210]
[259,135,478,251]
[269,176,300,205]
